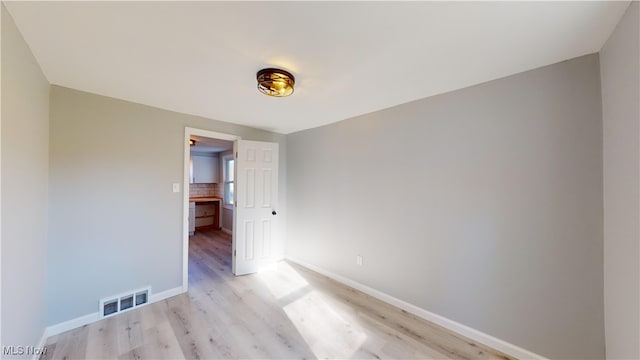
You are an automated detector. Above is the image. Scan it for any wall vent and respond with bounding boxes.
[99,287,150,318]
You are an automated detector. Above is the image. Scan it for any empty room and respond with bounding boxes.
[1,1,638,359]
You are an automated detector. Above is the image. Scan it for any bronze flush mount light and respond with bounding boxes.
[257,68,295,97]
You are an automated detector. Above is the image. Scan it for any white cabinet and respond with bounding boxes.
[190,154,219,183]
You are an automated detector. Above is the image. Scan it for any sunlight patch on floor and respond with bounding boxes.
[256,261,369,358]
[283,289,368,358]
[257,261,310,300]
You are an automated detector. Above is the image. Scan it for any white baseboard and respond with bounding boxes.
[45,312,100,337]
[33,328,49,360]
[221,227,232,235]
[149,286,185,303]
[45,286,186,338]
[285,256,547,360]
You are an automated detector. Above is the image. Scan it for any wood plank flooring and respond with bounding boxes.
[42,230,515,359]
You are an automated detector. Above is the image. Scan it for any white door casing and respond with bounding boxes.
[233,140,279,276]
[182,127,240,291]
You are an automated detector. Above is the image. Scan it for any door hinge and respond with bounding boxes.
[234,249,236,256]
[235,152,238,159]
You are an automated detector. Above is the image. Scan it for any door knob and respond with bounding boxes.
[272,210,277,215]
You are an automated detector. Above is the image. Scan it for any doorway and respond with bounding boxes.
[182,128,240,291]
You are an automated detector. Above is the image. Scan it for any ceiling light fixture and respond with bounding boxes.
[257,68,295,97]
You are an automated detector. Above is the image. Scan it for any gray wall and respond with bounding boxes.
[600,2,640,359]
[287,54,604,359]
[1,5,50,352]
[48,86,286,325]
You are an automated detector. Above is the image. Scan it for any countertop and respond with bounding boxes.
[189,196,222,203]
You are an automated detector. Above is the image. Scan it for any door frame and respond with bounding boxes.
[182,127,240,291]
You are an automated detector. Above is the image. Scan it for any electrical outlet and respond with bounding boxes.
[356,255,363,266]
[172,183,180,193]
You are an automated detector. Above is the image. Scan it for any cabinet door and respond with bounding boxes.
[191,155,218,183]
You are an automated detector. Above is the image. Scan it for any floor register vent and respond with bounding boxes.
[100,287,150,318]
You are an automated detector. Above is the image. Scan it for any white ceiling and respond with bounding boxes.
[5,1,629,134]
[190,135,233,154]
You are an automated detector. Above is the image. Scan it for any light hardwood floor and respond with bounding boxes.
[43,230,514,359]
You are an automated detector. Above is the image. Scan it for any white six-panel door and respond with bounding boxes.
[233,140,279,276]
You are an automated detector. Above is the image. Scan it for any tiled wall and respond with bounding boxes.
[189,183,222,197]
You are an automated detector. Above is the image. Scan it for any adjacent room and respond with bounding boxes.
[2,1,638,359]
